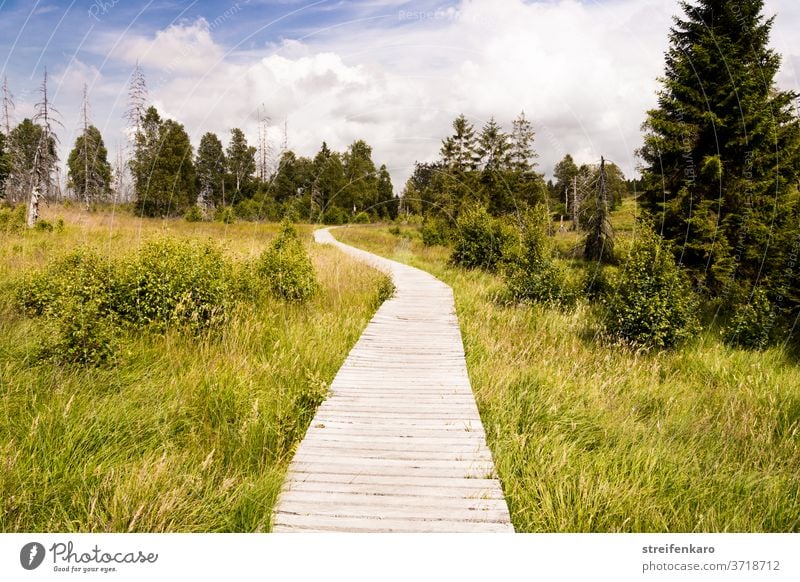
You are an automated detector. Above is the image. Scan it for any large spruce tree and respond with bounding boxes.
[131,106,196,216]
[195,132,226,207]
[640,0,800,306]
[67,125,112,206]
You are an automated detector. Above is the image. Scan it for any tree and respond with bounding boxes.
[583,157,615,263]
[0,132,9,197]
[130,106,196,217]
[226,128,256,203]
[6,119,47,204]
[125,63,148,140]
[441,114,480,172]
[311,142,345,220]
[553,154,579,215]
[509,112,538,173]
[639,0,800,298]
[195,132,226,207]
[28,69,61,226]
[375,164,395,219]
[477,117,511,172]
[67,125,112,206]
[342,139,378,214]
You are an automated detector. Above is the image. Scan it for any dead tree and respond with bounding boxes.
[583,156,615,263]
[28,69,62,227]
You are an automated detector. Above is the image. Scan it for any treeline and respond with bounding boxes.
[402,113,636,224]
[129,106,397,222]
[0,69,397,224]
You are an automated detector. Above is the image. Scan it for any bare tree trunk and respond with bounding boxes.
[27,185,40,228]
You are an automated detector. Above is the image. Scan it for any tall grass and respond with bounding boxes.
[0,206,389,532]
[335,224,800,532]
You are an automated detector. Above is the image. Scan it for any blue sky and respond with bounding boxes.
[1,0,799,189]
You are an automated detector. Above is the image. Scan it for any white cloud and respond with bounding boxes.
[50,0,800,192]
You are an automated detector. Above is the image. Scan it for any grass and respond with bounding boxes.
[334,221,800,532]
[0,205,389,532]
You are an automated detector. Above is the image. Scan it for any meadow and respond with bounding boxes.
[335,208,800,533]
[0,204,389,532]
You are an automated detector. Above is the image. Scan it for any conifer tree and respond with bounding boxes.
[195,132,226,207]
[67,125,112,206]
[226,128,256,203]
[640,0,800,299]
[130,106,195,216]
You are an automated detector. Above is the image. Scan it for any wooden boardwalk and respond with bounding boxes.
[271,228,513,533]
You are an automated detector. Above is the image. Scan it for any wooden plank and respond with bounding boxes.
[272,514,514,533]
[271,228,512,533]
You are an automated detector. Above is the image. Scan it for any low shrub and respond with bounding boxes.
[35,220,54,232]
[723,287,775,350]
[116,236,232,330]
[451,205,517,271]
[43,299,117,366]
[603,228,699,349]
[354,211,371,224]
[323,207,347,225]
[505,205,574,306]
[256,221,317,302]
[0,204,26,233]
[184,205,204,222]
[215,206,235,224]
[15,247,117,318]
[420,217,453,247]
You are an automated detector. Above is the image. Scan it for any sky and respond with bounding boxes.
[1,0,799,191]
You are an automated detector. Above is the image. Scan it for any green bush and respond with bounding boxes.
[116,236,232,330]
[723,288,775,350]
[420,217,453,247]
[583,264,620,301]
[0,204,26,233]
[603,228,699,349]
[215,206,235,224]
[323,207,347,225]
[256,221,317,302]
[505,206,574,306]
[451,205,517,271]
[15,247,117,318]
[43,299,117,366]
[184,205,204,222]
[35,220,54,232]
[354,211,371,224]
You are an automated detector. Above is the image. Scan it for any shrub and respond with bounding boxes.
[505,205,574,306]
[184,205,203,222]
[116,236,232,330]
[256,220,317,302]
[323,206,347,225]
[583,264,619,301]
[420,217,453,247]
[723,287,775,350]
[603,228,699,349]
[35,220,54,232]
[15,247,117,318]
[0,204,26,233]
[215,206,235,224]
[451,205,516,271]
[354,211,370,224]
[43,299,117,366]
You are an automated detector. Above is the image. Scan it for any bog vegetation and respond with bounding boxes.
[0,209,391,531]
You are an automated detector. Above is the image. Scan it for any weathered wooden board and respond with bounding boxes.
[271,228,513,533]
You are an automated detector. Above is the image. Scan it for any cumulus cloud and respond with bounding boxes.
[51,0,800,191]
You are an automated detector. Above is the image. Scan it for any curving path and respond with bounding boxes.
[271,228,513,532]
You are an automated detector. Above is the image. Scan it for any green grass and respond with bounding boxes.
[334,224,800,532]
[0,206,389,532]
